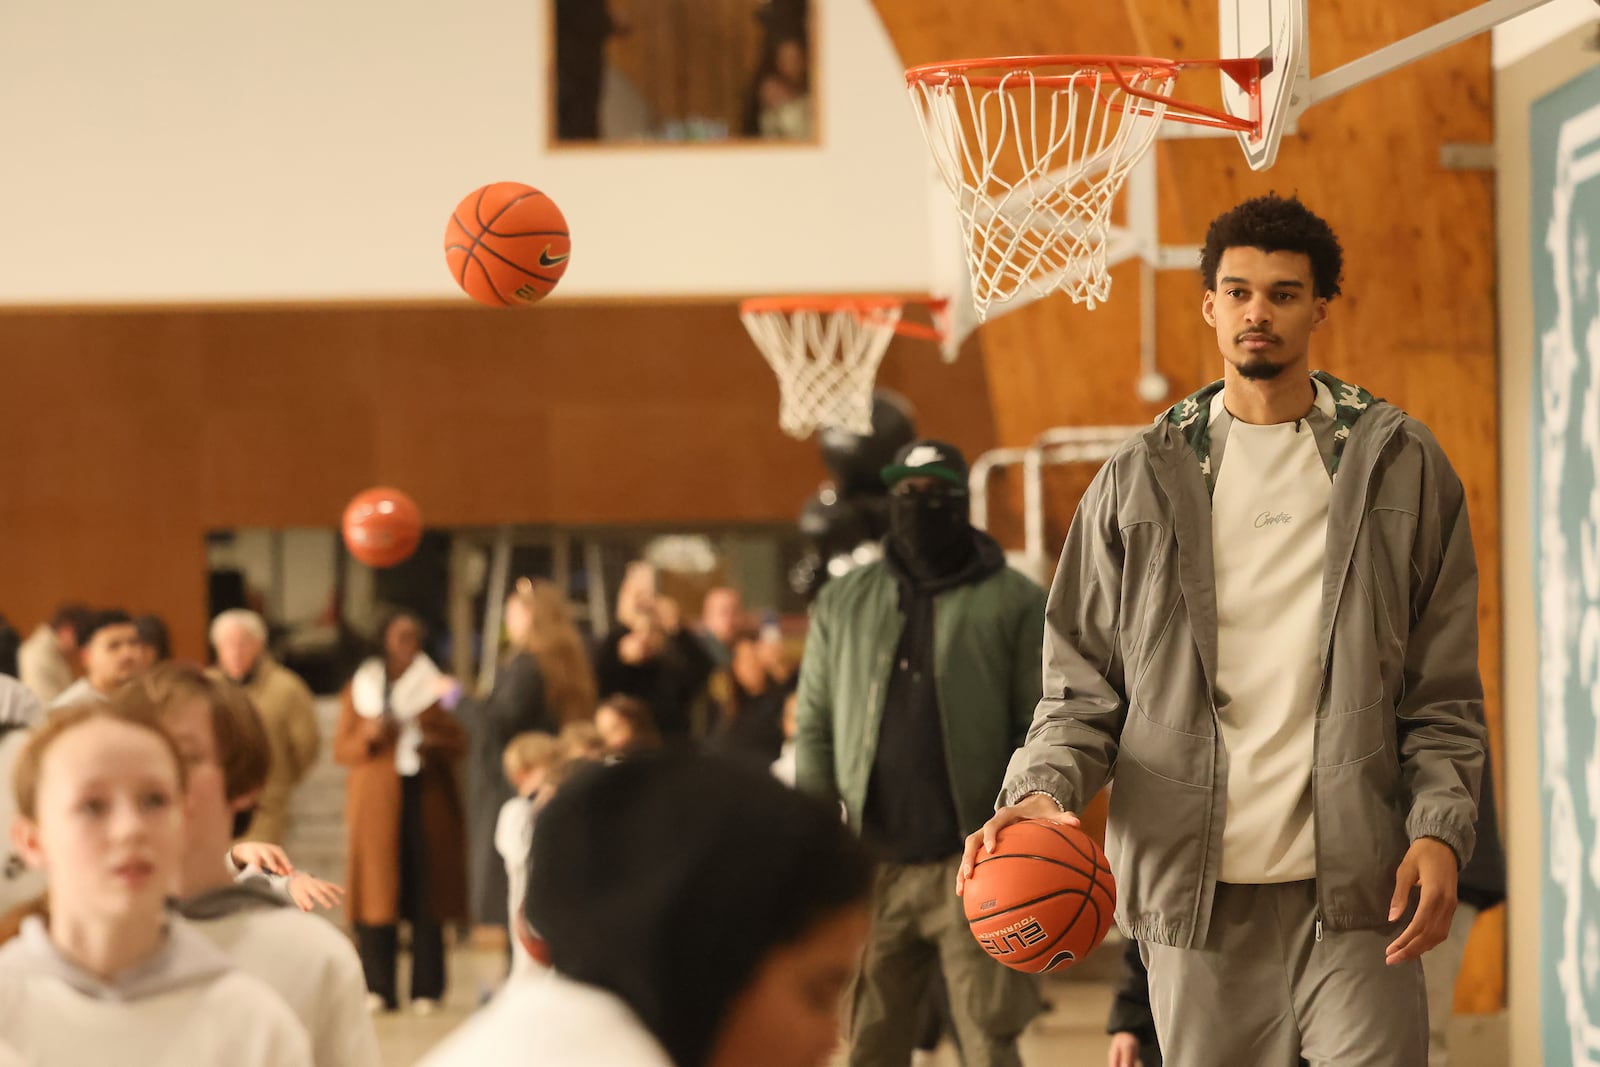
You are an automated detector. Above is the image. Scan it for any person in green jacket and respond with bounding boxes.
[795,439,1047,1067]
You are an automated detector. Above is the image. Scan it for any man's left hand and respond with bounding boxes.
[1384,836,1459,965]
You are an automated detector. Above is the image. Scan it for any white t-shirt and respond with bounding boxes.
[1210,382,1334,884]
[46,677,108,711]
[419,969,672,1067]
[495,795,538,975]
[771,740,797,786]
[190,905,379,1067]
[0,916,312,1067]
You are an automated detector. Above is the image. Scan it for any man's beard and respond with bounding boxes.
[1234,357,1287,380]
[1232,330,1288,380]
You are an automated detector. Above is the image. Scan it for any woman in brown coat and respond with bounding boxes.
[335,611,467,1015]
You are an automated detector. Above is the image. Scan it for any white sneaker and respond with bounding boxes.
[412,997,439,1017]
[365,993,387,1014]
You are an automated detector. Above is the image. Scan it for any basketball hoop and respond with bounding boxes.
[740,294,948,439]
[907,55,1264,316]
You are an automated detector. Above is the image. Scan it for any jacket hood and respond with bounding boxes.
[1155,371,1388,484]
[0,914,232,1002]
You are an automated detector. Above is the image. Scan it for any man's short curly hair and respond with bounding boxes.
[1200,194,1344,299]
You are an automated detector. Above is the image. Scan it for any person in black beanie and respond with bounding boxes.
[418,751,874,1067]
[795,439,1048,1066]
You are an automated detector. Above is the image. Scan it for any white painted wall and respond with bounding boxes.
[1493,0,1595,69]
[0,0,938,305]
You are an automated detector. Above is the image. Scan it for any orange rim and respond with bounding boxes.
[905,53,1265,139]
[739,294,949,343]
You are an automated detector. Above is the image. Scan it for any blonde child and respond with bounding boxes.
[0,703,311,1065]
[495,732,562,976]
[557,720,606,762]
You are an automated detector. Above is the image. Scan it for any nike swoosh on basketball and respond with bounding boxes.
[539,246,570,268]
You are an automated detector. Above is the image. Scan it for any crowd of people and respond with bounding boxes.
[0,196,1510,1067]
[0,561,811,1061]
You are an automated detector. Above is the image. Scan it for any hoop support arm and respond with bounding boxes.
[1307,0,1549,106]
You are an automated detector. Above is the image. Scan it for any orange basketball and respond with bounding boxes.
[444,181,571,307]
[964,819,1116,974]
[341,487,422,568]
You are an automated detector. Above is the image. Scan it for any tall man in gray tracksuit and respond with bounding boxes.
[961,194,1486,1067]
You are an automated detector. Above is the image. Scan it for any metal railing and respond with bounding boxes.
[969,425,1145,581]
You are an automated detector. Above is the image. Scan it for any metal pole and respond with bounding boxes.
[476,526,513,694]
[447,535,478,686]
[552,532,572,603]
[1033,427,1145,447]
[1128,149,1159,263]
[1140,256,1160,395]
[1023,447,1045,572]
[583,538,609,636]
[968,447,1030,531]
[1307,0,1551,106]
[1039,441,1126,465]
[268,529,286,622]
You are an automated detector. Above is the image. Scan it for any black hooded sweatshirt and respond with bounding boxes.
[860,527,1007,864]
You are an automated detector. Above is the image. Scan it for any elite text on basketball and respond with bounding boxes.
[976,916,1049,957]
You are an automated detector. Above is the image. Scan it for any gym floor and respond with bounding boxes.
[368,936,1509,1067]
[371,942,1120,1067]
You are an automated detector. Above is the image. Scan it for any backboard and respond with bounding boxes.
[1220,0,1309,170]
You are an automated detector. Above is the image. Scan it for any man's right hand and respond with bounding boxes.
[1107,1032,1142,1067]
[956,793,1080,895]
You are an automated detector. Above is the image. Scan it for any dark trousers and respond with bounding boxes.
[914,968,957,1053]
[356,775,446,1007]
[849,858,1041,1067]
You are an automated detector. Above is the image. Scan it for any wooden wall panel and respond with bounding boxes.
[874,0,1504,1011]
[0,300,994,662]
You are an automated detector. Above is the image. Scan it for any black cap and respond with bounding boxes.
[881,439,969,490]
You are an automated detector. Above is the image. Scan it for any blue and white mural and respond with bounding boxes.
[1535,62,1600,1067]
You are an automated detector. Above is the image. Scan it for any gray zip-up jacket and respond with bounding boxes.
[1003,372,1487,950]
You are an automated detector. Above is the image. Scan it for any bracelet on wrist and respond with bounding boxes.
[1017,789,1065,812]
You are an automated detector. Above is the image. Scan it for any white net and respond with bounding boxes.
[910,62,1178,317]
[740,302,903,439]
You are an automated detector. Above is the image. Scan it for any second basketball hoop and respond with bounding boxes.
[739,294,949,439]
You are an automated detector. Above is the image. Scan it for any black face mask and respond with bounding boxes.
[887,489,974,578]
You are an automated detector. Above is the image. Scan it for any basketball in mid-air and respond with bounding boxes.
[444,181,571,307]
[341,487,422,568]
[963,819,1117,974]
